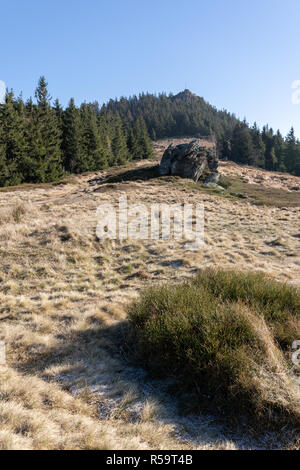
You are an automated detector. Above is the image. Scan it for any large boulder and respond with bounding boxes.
[159,140,218,182]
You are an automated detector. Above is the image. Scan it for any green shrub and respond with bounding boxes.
[193,269,300,348]
[128,269,300,427]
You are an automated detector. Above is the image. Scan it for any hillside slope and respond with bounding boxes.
[105,89,238,139]
[0,139,299,450]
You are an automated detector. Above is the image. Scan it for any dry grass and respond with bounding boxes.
[0,139,299,449]
[220,160,300,193]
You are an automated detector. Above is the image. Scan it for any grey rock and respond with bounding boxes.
[230,192,248,199]
[203,172,221,184]
[203,182,225,190]
[159,140,218,182]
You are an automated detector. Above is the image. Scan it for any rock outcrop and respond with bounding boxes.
[159,140,218,182]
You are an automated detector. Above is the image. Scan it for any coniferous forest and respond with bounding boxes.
[0,77,154,187]
[0,78,300,188]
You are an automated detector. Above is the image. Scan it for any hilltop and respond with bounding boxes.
[173,89,199,100]
[105,88,238,140]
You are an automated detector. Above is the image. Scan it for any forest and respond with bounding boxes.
[0,78,300,187]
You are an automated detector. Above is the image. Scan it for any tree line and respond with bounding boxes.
[0,77,153,187]
[1,80,299,187]
[221,121,300,175]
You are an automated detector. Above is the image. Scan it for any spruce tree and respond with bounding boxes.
[284,127,297,174]
[98,113,113,166]
[80,104,109,171]
[0,113,7,186]
[250,123,265,167]
[89,111,109,170]
[220,138,231,160]
[267,146,277,171]
[273,130,286,172]
[54,99,64,129]
[111,114,129,165]
[62,98,84,173]
[28,77,63,182]
[21,98,45,183]
[294,142,300,176]
[135,116,154,159]
[0,91,25,186]
[127,127,139,159]
[230,123,253,164]
[150,127,157,141]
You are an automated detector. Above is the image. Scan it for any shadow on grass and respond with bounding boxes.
[17,319,254,446]
[19,320,140,385]
[89,165,160,189]
[16,316,296,449]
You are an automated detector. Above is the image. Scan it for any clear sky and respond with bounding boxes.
[1,0,300,137]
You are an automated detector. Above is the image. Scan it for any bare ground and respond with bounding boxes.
[0,138,299,449]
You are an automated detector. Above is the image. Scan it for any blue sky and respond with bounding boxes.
[1,0,300,137]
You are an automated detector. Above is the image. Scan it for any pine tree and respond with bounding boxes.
[273,130,286,172]
[0,91,25,186]
[80,104,109,171]
[0,113,7,186]
[98,113,113,165]
[21,98,45,183]
[127,127,139,159]
[250,123,265,168]
[150,127,157,141]
[62,98,84,173]
[294,142,300,176]
[111,114,129,165]
[262,126,276,171]
[284,127,297,174]
[230,123,253,164]
[89,111,109,170]
[134,116,154,160]
[267,146,277,171]
[54,99,64,129]
[27,77,63,182]
[220,138,231,160]
[294,152,300,177]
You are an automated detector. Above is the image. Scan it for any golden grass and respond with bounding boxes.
[0,140,299,449]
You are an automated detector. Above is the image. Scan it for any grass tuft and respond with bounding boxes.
[128,269,300,428]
